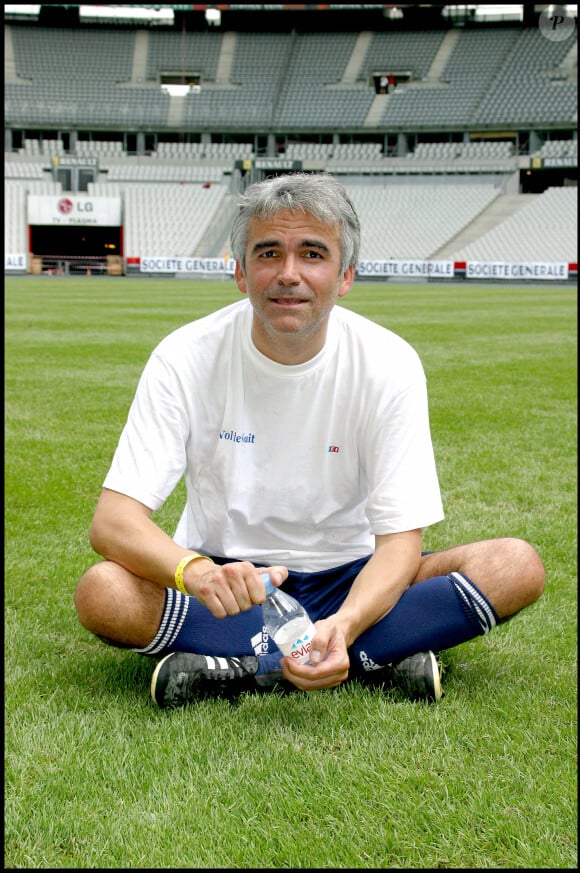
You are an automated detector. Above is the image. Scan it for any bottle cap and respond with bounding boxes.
[260,572,275,595]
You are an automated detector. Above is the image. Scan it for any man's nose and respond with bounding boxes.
[277,255,301,284]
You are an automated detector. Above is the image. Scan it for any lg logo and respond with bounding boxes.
[57,198,73,215]
[57,198,95,214]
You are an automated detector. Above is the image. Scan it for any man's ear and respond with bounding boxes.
[234,261,247,295]
[337,263,355,299]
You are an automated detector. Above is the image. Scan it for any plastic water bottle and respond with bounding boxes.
[260,573,316,665]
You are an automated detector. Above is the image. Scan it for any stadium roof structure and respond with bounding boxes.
[4,5,578,32]
[8,4,572,25]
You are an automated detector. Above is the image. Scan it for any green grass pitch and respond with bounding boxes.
[4,275,577,868]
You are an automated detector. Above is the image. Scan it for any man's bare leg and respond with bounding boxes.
[415,536,545,620]
[74,561,165,648]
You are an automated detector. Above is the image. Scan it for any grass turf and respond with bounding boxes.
[4,276,577,868]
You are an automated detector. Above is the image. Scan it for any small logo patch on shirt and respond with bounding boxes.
[328,445,340,453]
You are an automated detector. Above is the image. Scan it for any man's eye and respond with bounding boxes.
[259,250,277,258]
[304,250,322,258]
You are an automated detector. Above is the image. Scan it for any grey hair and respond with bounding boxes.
[230,172,361,274]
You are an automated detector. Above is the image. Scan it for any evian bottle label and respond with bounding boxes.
[273,618,316,664]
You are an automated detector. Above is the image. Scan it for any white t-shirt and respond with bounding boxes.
[103,298,444,571]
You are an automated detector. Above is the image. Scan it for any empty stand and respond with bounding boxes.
[274,31,374,127]
[364,29,447,81]
[450,187,577,262]
[122,183,227,258]
[475,27,577,126]
[4,22,577,132]
[146,29,222,82]
[538,139,577,158]
[10,24,134,82]
[346,182,501,260]
[4,18,577,269]
[5,178,63,252]
[380,27,520,128]
[101,159,229,184]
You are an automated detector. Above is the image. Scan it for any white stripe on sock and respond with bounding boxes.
[449,571,497,632]
[132,588,190,655]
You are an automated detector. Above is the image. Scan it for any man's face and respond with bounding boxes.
[235,209,354,364]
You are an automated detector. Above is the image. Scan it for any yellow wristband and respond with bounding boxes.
[174,553,214,596]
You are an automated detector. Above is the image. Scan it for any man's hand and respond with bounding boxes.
[184,560,287,618]
[279,617,350,690]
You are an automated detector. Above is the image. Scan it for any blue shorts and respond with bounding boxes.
[209,554,372,622]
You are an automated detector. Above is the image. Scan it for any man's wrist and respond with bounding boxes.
[174,553,214,595]
[332,610,359,649]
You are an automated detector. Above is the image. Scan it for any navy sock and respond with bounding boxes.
[350,572,498,675]
[132,588,283,674]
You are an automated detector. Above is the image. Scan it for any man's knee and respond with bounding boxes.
[508,537,546,605]
[73,561,118,631]
[74,561,165,649]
